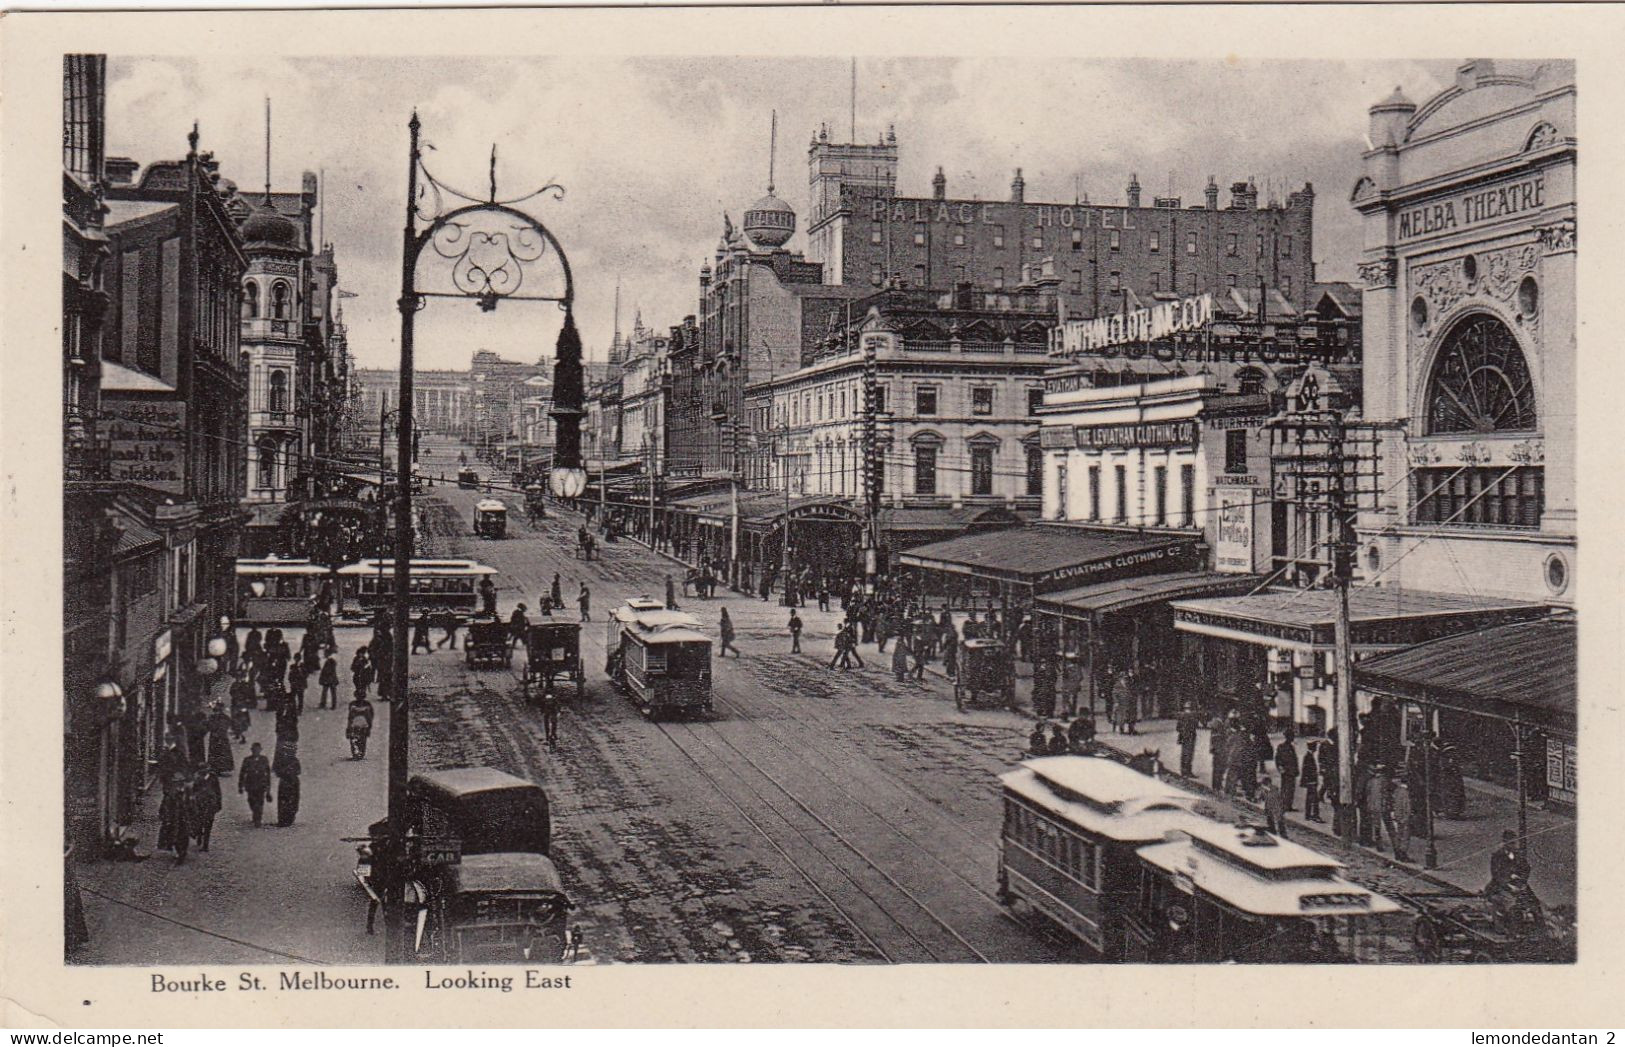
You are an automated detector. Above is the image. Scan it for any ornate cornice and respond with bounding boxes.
[1359,257,1398,290]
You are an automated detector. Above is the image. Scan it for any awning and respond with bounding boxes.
[1172,586,1550,652]
[743,495,863,529]
[1036,571,1263,621]
[1355,616,1574,735]
[877,505,1029,535]
[898,525,1200,593]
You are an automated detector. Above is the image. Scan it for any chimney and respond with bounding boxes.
[1205,175,1219,210]
[104,157,139,186]
[1230,181,1255,210]
[933,166,946,200]
[1011,168,1025,204]
[1126,172,1141,209]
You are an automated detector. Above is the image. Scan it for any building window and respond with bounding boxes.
[916,386,938,416]
[971,445,995,496]
[1151,272,1162,292]
[1054,462,1068,518]
[914,446,938,495]
[1187,231,1198,255]
[993,225,1005,249]
[1088,466,1100,520]
[1114,465,1128,522]
[817,395,824,421]
[954,229,966,247]
[268,370,289,413]
[1031,231,1043,250]
[243,281,259,319]
[1027,387,1044,415]
[1283,235,1293,257]
[257,443,277,489]
[1109,272,1121,292]
[271,281,292,320]
[1225,429,1248,473]
[1257,232,1265,257]
[1413,466,1544,529]
[1283,274,1293,298]
[1109,230,1121,251]
[914,264,927,287]
[1425,314,1538,434]
[954,264,966,284]
[1181,464,1195,526]
[874,385,887,414]
[1149,231,1160,253]
[1226,233,1238,257]
[838,390,846,417]
[1026,444,1043,496]
[993,268,1005,290]
[1187,273,1198,294]
[1154,465,1168,525]
[1227,274,1237,289]
[870,263,884,287]
[871,228,883,245]
[972,387,993,415]
[1072,228,1083,251]
[1237,369,1267,396]
[913,222,926,246]
[1070,270,1083,293]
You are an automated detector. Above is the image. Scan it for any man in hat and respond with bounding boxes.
[238,742,272,827]
[508,603,530,653]
[1176,702,1202,778]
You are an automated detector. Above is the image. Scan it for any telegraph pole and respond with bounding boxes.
[861,325,882,594]
[1327,408,1358,843]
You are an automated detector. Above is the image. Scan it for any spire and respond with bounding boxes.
[613,277,622,345]
[263,97,272,204]
[850,57,857,141]
[768,109,777,193]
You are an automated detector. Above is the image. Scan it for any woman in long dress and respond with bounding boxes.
[276,756,302,827]
[206,703,235,776]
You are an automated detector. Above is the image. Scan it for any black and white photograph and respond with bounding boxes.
[10,3,1619,1029]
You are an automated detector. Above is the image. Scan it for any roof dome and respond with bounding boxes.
[743,190,795,248]
[240,203,300,251]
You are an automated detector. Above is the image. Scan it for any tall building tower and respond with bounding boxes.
[805,122,898,283]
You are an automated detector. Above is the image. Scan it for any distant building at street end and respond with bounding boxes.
[1353,59,1575,606]
[805,123,1317,319]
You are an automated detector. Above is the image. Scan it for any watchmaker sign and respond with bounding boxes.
[105,396,187,494]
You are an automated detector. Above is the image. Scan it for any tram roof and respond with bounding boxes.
[1001,757,1203,842]
[610,604,711,644]
[236,558,330,576]
[1137,835,1402,917]
[475,499,507,512]
[336,558,498,576]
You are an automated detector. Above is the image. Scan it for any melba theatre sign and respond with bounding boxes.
[1397,173,1547,241]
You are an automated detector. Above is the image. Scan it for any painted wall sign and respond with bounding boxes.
[1073,420,1197,452]
[1397,174,1546,242]
[1050,294,1214,357]
[1215,490,1254,574]
[105,396,187,493]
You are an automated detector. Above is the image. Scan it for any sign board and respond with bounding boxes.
[1398,174,1547,242]
[1033,540,1197,592]
[1215,490,1254,574]
[1039,426,1077,451]
[105,396,187,494]
[1546,737,1576,804]
[1051,294,1213,357]
[1074,420,1196,452]
[410,837,462,866]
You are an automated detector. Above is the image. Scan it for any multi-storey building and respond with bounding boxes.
[353,368,472,439]
[617,314,669,470]
[805,125,1318,319]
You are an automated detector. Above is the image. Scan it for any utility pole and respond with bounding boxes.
[1327,407,1358,843]
[861,319,882,595]
[646,432,657,551]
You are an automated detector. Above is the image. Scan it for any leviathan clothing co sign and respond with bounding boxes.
[1049,294,1214,357]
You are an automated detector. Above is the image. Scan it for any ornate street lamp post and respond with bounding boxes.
[385,113,578,962]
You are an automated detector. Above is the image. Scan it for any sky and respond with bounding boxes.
[105,55,1458,373]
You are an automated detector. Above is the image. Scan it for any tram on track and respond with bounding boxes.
[997,756,1403,962]
[605,597,713,719]
[235,557,332,625]
[335,558,498,618]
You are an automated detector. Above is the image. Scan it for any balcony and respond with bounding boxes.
[251,410,299,432]
[241,317,300,341]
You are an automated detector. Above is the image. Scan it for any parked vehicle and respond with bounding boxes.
[408,767,551,857]
[422,853,578,964]
[605,598,713,719]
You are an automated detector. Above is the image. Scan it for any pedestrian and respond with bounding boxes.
[238,742,271,827]
[222,621,240,676]
[1368,765,1397,854]
[1117,670,1140,735]
[828,624,850,669]
[718,608,740,658]
[1047,724,1070,756]
[759,573,772,602]
[665,575,678,611]
[1224,719,1257,799]
[1320,740,1343,834]
[910,635,928,680]
[540,683,562,750]
[479,576,498,617]
[244,627,264,675]
[191,768,222,852]
[228,670,255,742]
[205,702,235,777]
[875,610,891,654]
[892,634,912,682]
[436,609,459,650]
[550,573,562,612]
[1300,742,1323,822]
[1275,728,1300,812]
[346,693,375,760]
[788,610,803,653]
[1390,778,1414,862]
[1260,775,1286,837]
[275,755,302,827]
[411,613,433,654]
[1209,717,1229,792]
[350,647,373,701]
[287,658,309,713]
[1176,703,1201,778]
[508,604,530,652]
[1068,713,1096,753]
[1028,722,1049,757]
[318,652,340,709]
[578,583,591,622]
[942,635,958,679]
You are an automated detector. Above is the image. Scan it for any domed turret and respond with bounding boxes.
[240,203,300,252]
[743,190,796,249]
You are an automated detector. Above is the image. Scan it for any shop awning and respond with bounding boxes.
[1036,571,1263,621]
[743,495,863,529]
[877,505,1030,535]
[898,525,1200,593]
[1355,616,1574,735]
[1172,586,1549,652]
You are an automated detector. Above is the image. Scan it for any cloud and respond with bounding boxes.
[104,55,1456,372]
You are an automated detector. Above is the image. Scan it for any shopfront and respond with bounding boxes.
[1172,585,1548,731]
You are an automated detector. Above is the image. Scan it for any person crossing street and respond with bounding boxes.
[718,607,740,658]
[788,609,803,653]
[238,742,271,827]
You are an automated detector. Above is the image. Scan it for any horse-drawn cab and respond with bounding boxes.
[465,618,512,669]
[955,638,1016,712]
[523,620,584,702]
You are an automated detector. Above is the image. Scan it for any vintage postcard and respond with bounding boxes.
[2,3,1621,1030]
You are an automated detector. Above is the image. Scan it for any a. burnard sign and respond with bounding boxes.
[1049,293,1214,357]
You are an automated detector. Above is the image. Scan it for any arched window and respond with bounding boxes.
[1424,314,1537,434]
[257,443,277,489]
[271,281,292,321]
[242,280,259,320]
[269,370,288,413]
[1235,367,1267,397]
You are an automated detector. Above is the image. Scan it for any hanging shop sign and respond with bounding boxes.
[1050,294,1213,357]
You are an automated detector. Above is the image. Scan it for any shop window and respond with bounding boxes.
[1153,465,1168,525]
[916,386,938,416]
[971,445,995,496]
[1056,464,1069,520]
[972,387,993,416]
[1114,465,1128,522]
[1424,313,1538,434]
[1088,466,1100,520]
[1225,429,1248,473]
[1413,466,1543,529]
[1181,464,1196,526]
[914,446,938,495]
[1026,444,1043,496]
